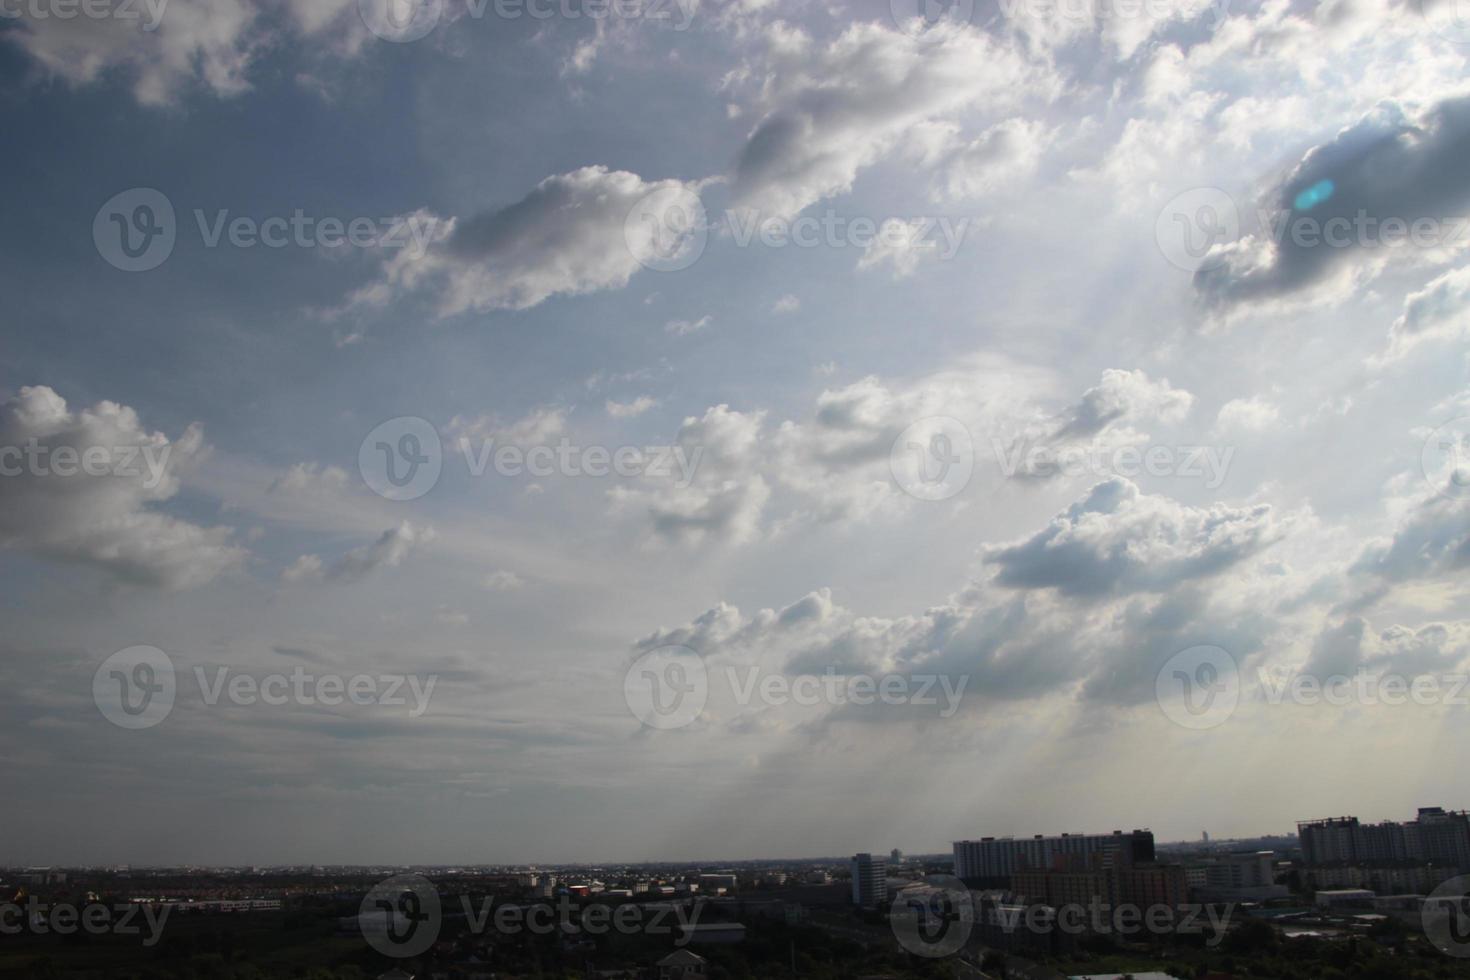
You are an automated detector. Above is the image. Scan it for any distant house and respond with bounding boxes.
[657,949,708,979]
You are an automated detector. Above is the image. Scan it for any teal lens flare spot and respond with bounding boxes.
[1293,179,1336,211]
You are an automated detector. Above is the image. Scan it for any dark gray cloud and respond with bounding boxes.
[1196,94,1470,314]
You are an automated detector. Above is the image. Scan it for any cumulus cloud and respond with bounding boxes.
[993,369,1194,481]
[0,385,245,588]
[606,396,658,418]
[285,522,434,584]
[269,461,351,496]
[914,117,1053,202]
[728,20,1056,218]
[1195,95,1470,318]
[447,407,567,448]
[1376,264,1470,363]
[610,404,770,546]
[1215,396,1281,433]
[630,480,1291,728]
[1350,491,1470,594]
[0,0,370,106]
[482,570,525,591]
[984,477,1284,597]
[341,168,704,316]
[611,363,1199,545]
[633,589,842,658]
[665,315,712,336]
[1306,617,1470,678]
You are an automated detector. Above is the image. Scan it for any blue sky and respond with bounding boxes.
[2,0,1470,865]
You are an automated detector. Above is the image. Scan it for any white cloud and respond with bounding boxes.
[985,477,1286,598]
[0,386,245,589]
[1377,265,1470,363]
[483,570,525,591]
[606,396,659,418]
[728,21,1058,219]
[286,522,434,584]
[341,168,705,316]
[1,0,371,106]
[665,315,712,336]
[1215,396,1281,434]
[916,117,1052,202]
[447,407,567,448]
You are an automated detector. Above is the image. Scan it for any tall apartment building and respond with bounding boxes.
[1298,807,1470,869]
[1117,863,1190,910]
[953,829,1156,884]
[1012,863,1187,911]
[1186,851,1287,900]
[850,853,888,908]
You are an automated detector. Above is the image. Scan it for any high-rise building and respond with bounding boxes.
[1298,807,1470,869]
[953,829,1156,884]
[850,853,888,908]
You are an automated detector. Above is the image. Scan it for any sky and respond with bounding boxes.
[2,0,1470,867]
